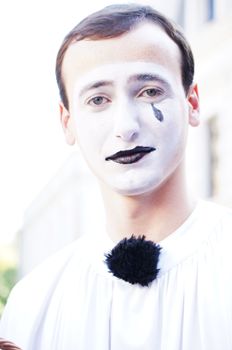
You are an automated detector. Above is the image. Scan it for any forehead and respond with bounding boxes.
[62,22,182,95]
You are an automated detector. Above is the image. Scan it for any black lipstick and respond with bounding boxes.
[105,146,156,164]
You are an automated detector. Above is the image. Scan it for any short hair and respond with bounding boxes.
[56,4,194,110]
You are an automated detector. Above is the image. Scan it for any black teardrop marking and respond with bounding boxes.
[105,235,162,287]
[151,104,164,122]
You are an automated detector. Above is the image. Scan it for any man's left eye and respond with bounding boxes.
[141,88,162,97]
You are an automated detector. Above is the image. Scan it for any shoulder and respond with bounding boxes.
[0,237,91,337]
[200,200,232,265]
[198,199,232,228]
[11,236,90,298]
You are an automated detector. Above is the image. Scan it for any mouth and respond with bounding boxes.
[105,146,156,164]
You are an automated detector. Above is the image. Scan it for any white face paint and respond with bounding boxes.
[61,23,197,196]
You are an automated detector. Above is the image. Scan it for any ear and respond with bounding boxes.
[59,102,76,145]
[187,84,200,127]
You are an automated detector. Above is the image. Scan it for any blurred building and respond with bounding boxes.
[19,153,106,276]
[19,0,232,276]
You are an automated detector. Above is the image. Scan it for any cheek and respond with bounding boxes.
[162,119,189,167]
[74,113,111,157]
[163,117,187,148]
[139,103,165,124]
[153,101,189,154]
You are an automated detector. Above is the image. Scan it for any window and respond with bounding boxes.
[207,116,219,197]
[207,0,215,21]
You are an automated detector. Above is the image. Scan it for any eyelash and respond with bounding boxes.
[87,95,110,107]
[86,87,164,107]
[138,87,163,98]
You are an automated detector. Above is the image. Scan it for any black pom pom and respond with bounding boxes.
[105,235,161,286]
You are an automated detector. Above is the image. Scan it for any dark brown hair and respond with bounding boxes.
[56,4,194,110]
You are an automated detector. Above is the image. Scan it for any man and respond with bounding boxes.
[0,3,232,349]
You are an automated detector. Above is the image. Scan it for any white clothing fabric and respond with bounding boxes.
[0,200,232,349]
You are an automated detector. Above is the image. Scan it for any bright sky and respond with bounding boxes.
[1,0,175,244]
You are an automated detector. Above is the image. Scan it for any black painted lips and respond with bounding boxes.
[105,146,156,164]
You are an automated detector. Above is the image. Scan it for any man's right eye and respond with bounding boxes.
[88,96,109,106]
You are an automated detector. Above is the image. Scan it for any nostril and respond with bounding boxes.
[114,118,140,141]
[115,129,139,142]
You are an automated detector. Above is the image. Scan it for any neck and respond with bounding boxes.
[100,166,196,244]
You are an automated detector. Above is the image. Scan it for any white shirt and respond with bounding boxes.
[0,200,232,349]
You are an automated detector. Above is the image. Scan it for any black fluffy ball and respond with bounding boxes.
[105,235,161,286]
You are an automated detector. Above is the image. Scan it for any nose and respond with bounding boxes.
[113,101,140,142]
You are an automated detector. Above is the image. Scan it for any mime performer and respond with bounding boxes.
[0,3,232,349]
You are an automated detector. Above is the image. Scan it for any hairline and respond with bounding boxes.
[56,6,194,110]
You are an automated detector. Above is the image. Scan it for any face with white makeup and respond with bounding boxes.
[60,22,200,196]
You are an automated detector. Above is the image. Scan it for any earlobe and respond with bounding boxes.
[187,84,200,127]
[59,102,76,145]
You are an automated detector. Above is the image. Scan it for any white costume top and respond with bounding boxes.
[0,200,232,349]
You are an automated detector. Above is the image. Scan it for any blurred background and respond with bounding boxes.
[0,0,232,314]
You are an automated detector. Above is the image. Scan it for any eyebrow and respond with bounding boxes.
[128,73,171,88]
[79,81,113,97]
[79,73,171,97]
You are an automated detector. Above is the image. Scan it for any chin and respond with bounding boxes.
[110,178,162,197]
